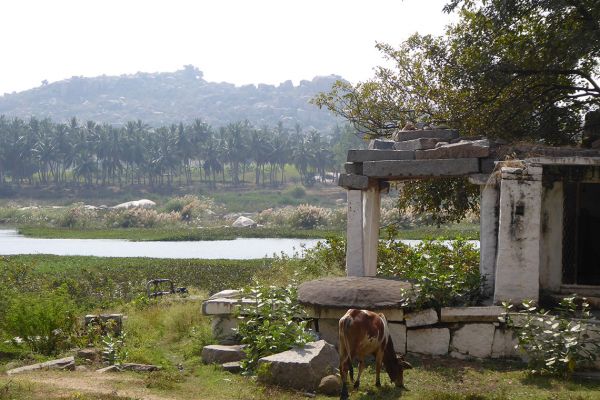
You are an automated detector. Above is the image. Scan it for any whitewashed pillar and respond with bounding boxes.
[480,183,499,297]
[362,183,381,276]
[346,190,365,276]
[493,164,543,304]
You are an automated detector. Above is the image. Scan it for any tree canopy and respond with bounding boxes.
[313,0,599,144]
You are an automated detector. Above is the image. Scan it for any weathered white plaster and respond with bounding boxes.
[362,184,381,277]
[494,166,543,303]
[539,181,563,292]
[480,183,499,296]
[491,328,520,359]
[346,190,365,276]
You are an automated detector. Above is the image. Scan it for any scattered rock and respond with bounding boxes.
[112,199,156,209]
[76,348,101,364]
[75,365,89,372]
[7,356,75,375]
[120,363,162,372]
[96,365,119,374]
[257,340,339,391]
[232,216,257,228]
[202,344,246,364]
[209,289,241,300]
[318,374,342,396]
[222,361,242,373]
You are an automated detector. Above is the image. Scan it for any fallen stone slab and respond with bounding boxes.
[257,340,339,391]
[416,140,490,160]
[7,356,75,375]
[202,344,246,364]
[222,361,242,373]
[96,365,119,373]
[392,129,459,142]
[362,158,480,179]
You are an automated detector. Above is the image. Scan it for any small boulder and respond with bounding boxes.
[96,365,119,374]
[318,374,342,396]
[257,340,339,391]
[222,361,242,373]
[7,356,75,375]
[112,199,156,209]
[232,216,256,228]
[120,363,162,372]
[202,344,246,364]
[76,348,100,364]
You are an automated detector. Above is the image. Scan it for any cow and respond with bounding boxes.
[338,309,412,400]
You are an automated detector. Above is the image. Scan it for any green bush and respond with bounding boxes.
[284,185,306,199]
[56,204,97,228]
[236,284,314,372]
[377,227,483,310]
[504,296,600,377]
[2,287,79,355]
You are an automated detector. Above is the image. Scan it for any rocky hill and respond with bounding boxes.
[0,65,342,130]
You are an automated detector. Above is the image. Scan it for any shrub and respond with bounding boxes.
[164,195,217,222]
[2,287,79,355]
[56,204,97,228]
[284,185,306,199]
[377,227,483,310]
[236,284,314,372]
[107,208,179,228]
[504,296,600,377]
[289,204,329,229]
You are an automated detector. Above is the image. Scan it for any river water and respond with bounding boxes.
[0,229,321,259]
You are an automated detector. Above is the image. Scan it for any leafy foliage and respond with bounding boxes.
[378,227,483,310]
[236,285,314,372]
[504,296,600,377]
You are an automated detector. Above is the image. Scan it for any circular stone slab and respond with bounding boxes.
[298,277,412,309]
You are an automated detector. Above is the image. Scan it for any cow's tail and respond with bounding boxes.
[339,315,353,364]
[379,313,390,347]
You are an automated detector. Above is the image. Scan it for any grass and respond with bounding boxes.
[16,223,478,241]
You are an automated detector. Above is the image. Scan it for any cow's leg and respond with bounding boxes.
[348,361,354,383]
[339,354,350,400]
[375,350,384,387]
[354,358,365,389]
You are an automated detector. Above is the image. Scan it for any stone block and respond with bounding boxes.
[491,328,520,359]
[257,340,339,391]
[416,140,490,160]
[7,356,75,375]
[363,158,480,179]
[344,162,363,175]
[76,348,100,364]
[450,323,495,358]
[318,374,342,396]
[394,138,439,151]
[316,319,340,346]
[202,298,254,315]
[202,344,246,364]
[407,328,450,356]
[337,173,369,190]
[209,289,241,300]
[405,308,438,327]
[441,306,505,323]
[388,323,407,354]
[347,149,415,162]
[392,129,459,142]
[222,361,242,373]
[211,316,239,343]
[369,139,395,150]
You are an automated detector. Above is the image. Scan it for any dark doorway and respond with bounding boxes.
[562,183,600,285]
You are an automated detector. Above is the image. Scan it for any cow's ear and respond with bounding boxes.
[400,360,413,369]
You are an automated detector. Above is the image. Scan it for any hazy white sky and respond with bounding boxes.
[0,0,454,94]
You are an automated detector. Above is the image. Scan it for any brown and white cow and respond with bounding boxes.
[338,309,412,400]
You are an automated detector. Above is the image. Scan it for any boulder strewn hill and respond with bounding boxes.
[0,65,342,130]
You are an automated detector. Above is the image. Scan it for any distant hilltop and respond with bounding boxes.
[0,65,343,130]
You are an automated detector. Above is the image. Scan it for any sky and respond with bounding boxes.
[0,0,455,95]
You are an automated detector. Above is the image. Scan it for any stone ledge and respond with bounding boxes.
[440,306,505,323]
[363,158,480,179]
[392,129,459,142]
[337,173,369,190]
[347,149,415,162]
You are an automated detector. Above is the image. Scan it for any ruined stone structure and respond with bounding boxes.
[338,130,600,304]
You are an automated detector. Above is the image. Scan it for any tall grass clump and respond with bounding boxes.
[289,204,329,229]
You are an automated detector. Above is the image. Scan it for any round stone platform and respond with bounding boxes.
[298,277,412,309]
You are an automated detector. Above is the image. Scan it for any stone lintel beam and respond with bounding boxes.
[347,149,415,162]
[344,162,363,175]
[337,173,369,190]
[362,158,480,179]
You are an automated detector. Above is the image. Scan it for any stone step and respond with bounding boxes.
[202,344,246,364]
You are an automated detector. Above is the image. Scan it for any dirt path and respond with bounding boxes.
[13,370,176,400]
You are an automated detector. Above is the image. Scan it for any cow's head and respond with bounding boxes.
[392,354,413,388]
